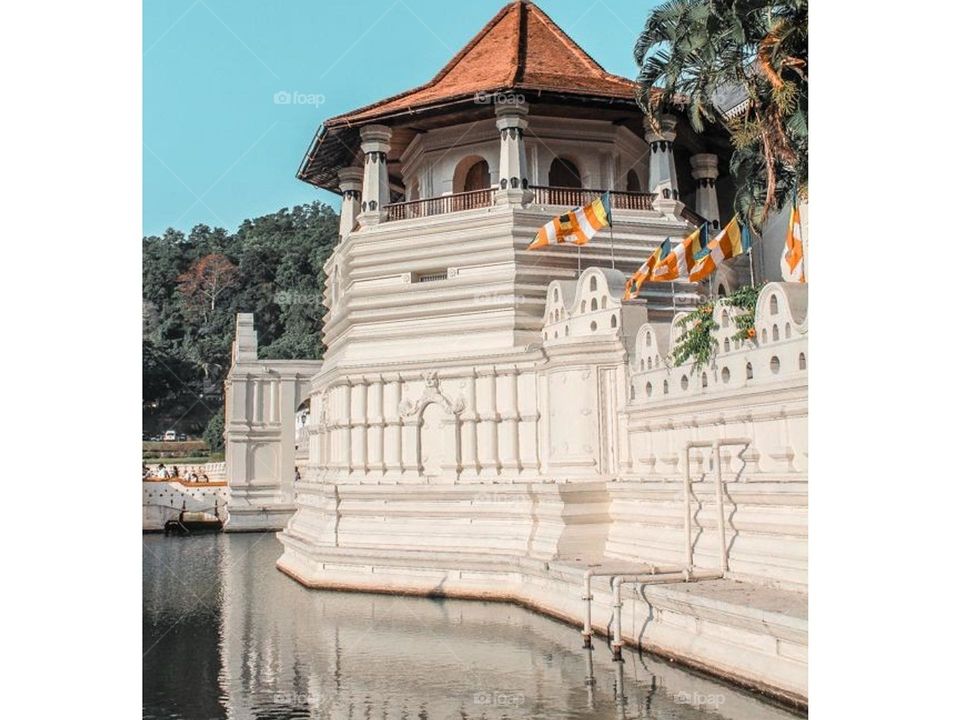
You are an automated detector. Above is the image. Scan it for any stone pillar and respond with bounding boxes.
[252,380,262,424]
[278,376,297,502]
[517,372,540,477]
[691,153,721,231]
[476,369,500,477]
[400,415,421,480]
[497,367,521,473]
[349,378,367,476]
[337,383,351,474]
[439,415,461,482]
[337,166,364,240]
[358,124,392,227]
[366,376,385,475]
[383,376,403,476]
[460,371,480,479]
[644,114,680,201]
[494,101,532,206]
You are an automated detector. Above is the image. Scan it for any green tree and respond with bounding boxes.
[142,201,338,436]
[635,0,807,228]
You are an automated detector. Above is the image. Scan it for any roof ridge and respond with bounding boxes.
[429,1,517,87]
[523,1,631,84]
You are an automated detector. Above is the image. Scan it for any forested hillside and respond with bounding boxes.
[142,201,338,442]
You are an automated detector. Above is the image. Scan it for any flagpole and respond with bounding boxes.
[608,224,615,270]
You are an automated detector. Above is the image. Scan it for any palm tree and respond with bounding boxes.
[635,0,807,229]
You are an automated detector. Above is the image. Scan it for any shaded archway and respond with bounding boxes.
[548,157,582,188]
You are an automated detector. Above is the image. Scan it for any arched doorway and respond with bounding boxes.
[626,169,642,192]
[549,157,582,188]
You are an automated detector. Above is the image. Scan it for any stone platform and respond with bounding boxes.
[276,536,807,708]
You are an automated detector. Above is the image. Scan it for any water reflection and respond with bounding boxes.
[143,534,802,719]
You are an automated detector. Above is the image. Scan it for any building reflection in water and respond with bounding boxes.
[143,534,800,720]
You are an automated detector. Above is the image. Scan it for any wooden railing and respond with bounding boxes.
[383,186,664,223]
[384,188,494,222]
[529,186,656,211]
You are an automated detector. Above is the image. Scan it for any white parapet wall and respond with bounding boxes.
[616,282,808,590]
[142,480,229,531]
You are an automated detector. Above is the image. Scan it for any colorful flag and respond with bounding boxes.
[781,202,805,282]
[528,192,612,250]
[650,223,710,282]
[688,216,752,283]
[623,237,670,299]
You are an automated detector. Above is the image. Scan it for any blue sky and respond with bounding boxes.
[143,0,659,236]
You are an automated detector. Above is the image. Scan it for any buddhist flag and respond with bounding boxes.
[624,237,671,300]
[781,202,805,282]
[528,192,612,249]
[650,223,710,282]
[688,216,752,283]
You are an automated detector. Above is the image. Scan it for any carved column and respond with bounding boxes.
[459,371,480,479]
[366,375,385,475]
[494,101,532,206]
[517,371,540,477]
[497,367,521,473]
[691,153,721,231]
[439,414,461,482]
[383,375,403,476]
[337,166,364,240]
[476,368,500,477]
[358,124,392,227]
[400,414,421,480]
[349,378,367,476]
[644,114,680,202]
[252,380,262,424]
[337,382,351,474]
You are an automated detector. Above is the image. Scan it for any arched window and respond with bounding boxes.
[770,295,780,315]
[549,157,582,188]
[610,315,617,328]
[590,298,598,311]
[463,159,490,192]
[746,362,753,380]
[453,155,491,194]
[589,276,598,292]
[626,169,642,192]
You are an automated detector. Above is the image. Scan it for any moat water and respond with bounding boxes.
[143,533,803,719]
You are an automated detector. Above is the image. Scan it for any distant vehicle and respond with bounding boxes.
[163,430,177,441]
[176,432,188,441]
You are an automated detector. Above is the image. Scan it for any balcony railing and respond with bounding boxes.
[530,186,656,211]
[384,188,494,222]
[381,186,682,224]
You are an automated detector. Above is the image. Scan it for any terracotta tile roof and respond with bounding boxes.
[325,0,638,127]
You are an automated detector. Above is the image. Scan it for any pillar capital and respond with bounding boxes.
[643,113,678,144]
[690,153,720,182]
[337,166,364,193]
[359,124,392,154]
[494,99,530,130]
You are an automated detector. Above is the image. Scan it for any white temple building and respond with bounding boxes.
[224,0,808,707]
